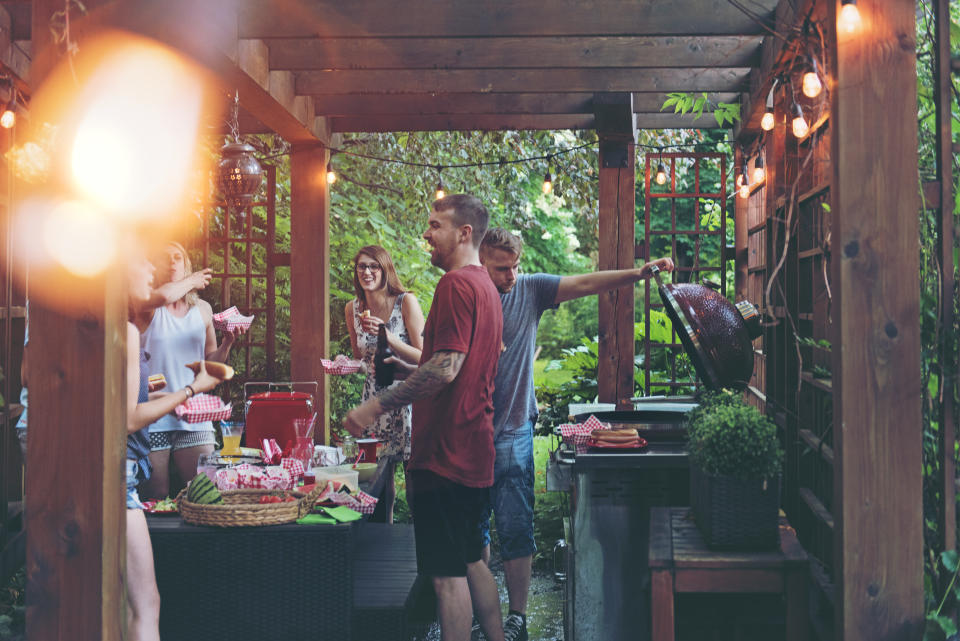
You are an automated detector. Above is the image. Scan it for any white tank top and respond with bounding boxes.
[143,305,213,433]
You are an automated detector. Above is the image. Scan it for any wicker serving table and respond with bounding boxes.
[648,507,809,641]
[148,515,353,640]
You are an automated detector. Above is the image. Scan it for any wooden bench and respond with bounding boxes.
[648,507,809,641]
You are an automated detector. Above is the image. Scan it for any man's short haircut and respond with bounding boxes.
[433,194,489,248]
[479,227,523,258]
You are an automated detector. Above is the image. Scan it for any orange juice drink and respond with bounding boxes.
[222,434,242,456]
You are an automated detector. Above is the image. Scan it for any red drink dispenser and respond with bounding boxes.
[244,383,316,450]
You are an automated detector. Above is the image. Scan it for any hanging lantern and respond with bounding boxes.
[215,141,263,207]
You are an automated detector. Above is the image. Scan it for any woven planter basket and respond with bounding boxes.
[176,484,323,527]
[690,463,780,550]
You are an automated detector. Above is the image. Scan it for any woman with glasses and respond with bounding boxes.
[345,245,425,522]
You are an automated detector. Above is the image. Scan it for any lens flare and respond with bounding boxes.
[68,41,205,221]
[43,201,118,277]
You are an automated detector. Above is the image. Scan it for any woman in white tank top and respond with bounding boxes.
[138,241,246,499]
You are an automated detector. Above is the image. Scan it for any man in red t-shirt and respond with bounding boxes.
[345,194,505,641]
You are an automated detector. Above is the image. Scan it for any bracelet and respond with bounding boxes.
[184,384,195,399]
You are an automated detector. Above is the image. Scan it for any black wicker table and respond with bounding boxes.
[648,507,808,641]
[148,515,353,641]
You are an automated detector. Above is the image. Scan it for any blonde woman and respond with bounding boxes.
[138,241,246,499]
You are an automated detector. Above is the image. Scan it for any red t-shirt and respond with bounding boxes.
[408,264,503,487]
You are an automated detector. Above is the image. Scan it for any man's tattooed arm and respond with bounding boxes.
[378,350,465,413]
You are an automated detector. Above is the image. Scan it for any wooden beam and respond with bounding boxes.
[239,0,777,38]
[267,35,762,70]
[310,92,739,116]
[830,1,924,639]
[595,93,635,409]
[296,68,752,95]
[934,0,956,557]
[734,147,748,300]
[290,145,331,444]
[331,114,594,132]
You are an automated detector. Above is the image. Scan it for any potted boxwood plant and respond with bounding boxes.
[687,390,783,550]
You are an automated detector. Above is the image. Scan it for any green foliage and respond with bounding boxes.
[661,92,742,127]
[687,390,782,481]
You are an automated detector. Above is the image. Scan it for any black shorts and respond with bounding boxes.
[407,470,490,577]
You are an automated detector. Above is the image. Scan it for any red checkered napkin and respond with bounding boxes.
[175,394,232,423]
[281,458,305,479]
[212,306,255,333]
[559,415,610,453]
[321,354,362,375]
[326,490,378,515]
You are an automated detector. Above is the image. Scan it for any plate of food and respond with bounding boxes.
[142,497,179,515]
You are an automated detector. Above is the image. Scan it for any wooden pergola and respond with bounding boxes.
[0,1,932,639]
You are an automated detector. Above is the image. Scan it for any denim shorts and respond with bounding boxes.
[126,459,146,510]
[479,421,536,560]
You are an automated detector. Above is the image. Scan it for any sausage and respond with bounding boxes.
[184,361,235,381]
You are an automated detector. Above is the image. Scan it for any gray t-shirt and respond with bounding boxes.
[493,273,561,437]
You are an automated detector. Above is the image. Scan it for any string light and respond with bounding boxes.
[435,167,445,200]
[839,0,861,34]
[801,57,823,98]
[752,155,765,183]
[739,169,750,199]
[761,84,776,131]
[0,102,14,129]
[791,101,809,138]
[655,162,668,185]
[326,161,336,185]
[542,157,554,194]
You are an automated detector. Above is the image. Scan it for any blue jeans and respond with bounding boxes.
[479,421,536,560]
[126,459,146,510]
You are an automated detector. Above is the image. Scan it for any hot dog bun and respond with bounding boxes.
[185,361,235,381]
[148,373,166,384]
[592,428,639,443]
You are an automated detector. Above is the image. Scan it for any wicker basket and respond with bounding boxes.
[176,483,323,527]
[690,463,780,550]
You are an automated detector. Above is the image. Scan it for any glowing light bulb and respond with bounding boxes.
[736,173,743,188]
[542,170,553,194]
[839,1,861,34]
[802,71,822,98]
[753,166,765,183]
[655,163,667,185]
[761,111,775,131]
[435,182,445,200]
[791,102,809,138]
[0,107,15,129]
[739,183,750,199]
[326,162,336,185]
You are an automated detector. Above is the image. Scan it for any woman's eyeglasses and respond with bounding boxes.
[356,263,382,273]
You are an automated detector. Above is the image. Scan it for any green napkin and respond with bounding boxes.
[321,506,363,522]
[296,514,337,525]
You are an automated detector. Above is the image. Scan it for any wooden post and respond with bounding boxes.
[830,1,924,639]
[24,2,126,640]
[290,144,331,443]
[594,93,636,408]
[933,0,956,556]
[733,147,748,301]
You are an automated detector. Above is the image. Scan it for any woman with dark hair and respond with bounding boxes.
[345,245,424,522]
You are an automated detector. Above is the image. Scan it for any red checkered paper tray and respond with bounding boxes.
[321,354,362,375]
[212,306,255,333]
[216,465,294,491]
[175,394,232,423]
[559,415,610,454]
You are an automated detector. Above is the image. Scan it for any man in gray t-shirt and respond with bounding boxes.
[477,228,673,641]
